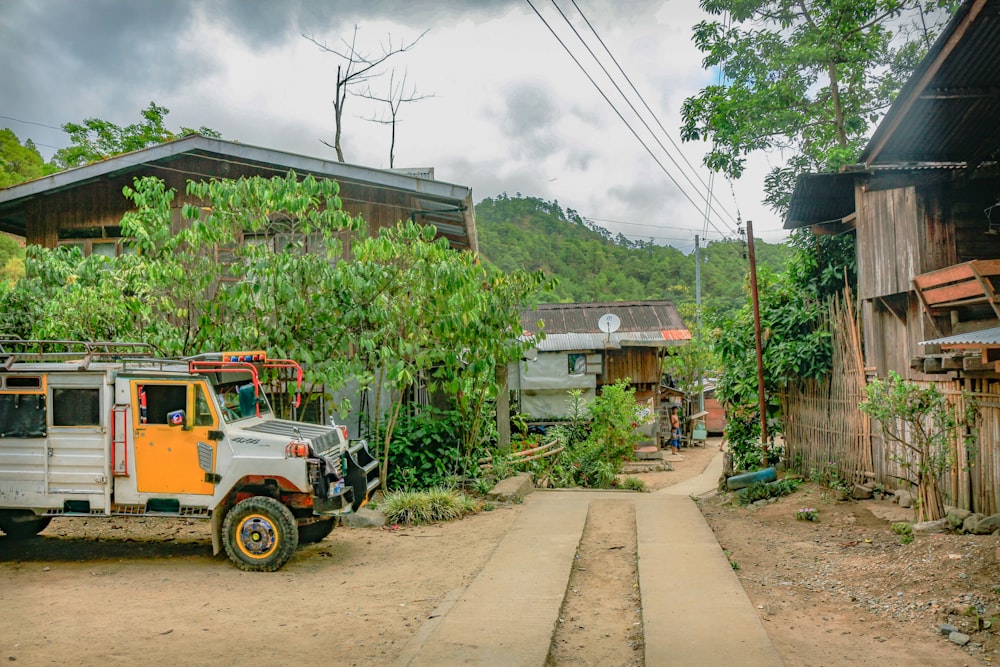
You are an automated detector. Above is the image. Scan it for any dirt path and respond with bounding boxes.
[2,442,988,665]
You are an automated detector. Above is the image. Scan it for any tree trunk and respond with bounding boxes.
[917,471,946,522]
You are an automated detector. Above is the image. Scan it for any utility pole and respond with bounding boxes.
[745,220,768,450]
[694,235,704,413]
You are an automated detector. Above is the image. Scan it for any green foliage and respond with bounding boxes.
[385,407,464,491]
[860,371,979,521]
[548,380,646,489]
[0,129,57,188]
[808,461,852,494]
[892,521,915,545]
[662,330,720,398]
[0,234,25,286]
[475,194,791,322]
[795,507,818,521]
[377,487,478,525]
[617,476,647,492]
[52,102,220,169]
[735,478,802,506]
[681,0,954,212]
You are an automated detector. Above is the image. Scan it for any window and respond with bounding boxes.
[568,353,587,375]
[5,376,41,389]
[52,388,100,426]
[0,394,46,438]
[194,384,215,427]
[138,384,187,425]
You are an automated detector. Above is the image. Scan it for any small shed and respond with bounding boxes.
[511,301,690,441]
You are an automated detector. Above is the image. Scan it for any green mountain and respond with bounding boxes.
[475,194,792,323]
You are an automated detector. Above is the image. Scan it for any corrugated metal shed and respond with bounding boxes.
[920,326,1000,347]
[522,300,690,351]
[862,0,1000,168]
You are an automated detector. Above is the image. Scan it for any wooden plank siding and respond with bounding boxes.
[602,348,661,387]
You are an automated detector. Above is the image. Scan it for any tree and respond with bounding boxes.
[358,69,433,168]
[0,129,57,188]
[681,0,954,212]
[860,372,978,522]
[303,27,428,163]
[52,102,220,169]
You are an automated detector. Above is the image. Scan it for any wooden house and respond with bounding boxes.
[511,300,690,445]
[0,134,477,253]
[783,0,1000,512]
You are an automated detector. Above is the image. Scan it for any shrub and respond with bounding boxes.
[384,407,465,491]
[616,476,647,492]
[378,488,478,525]
[736,478,802,506]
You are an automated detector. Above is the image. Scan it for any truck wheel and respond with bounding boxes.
[0,513,51,539]
[222,497,298,572]
[297,518,335,544]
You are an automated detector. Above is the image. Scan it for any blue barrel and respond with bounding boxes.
[726,466,777,491]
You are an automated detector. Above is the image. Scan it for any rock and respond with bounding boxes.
[851,484,874,500]
[973,513,1000,535]
[912,519,948,534]
[963,514,984,534]
[487,472,535,502]
[895,490,914,508]
[949,631,971,646]
[340,507,386,528]
[946,507,972,529]
[940,623,959,636]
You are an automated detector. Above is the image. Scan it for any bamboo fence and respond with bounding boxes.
[780,289,1000,515]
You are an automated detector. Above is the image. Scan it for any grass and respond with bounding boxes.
[378,488,478,525]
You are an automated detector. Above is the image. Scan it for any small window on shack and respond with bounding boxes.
[52,388,101,426]
[568,353,587,375]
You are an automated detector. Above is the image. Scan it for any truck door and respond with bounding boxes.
[131,380,219,495]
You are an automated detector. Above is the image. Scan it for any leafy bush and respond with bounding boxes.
[891,521,914,545]
[616,476,647,492]
[384,407,465,491]
[736,478,802,506]
[548,381,645,489]
[378,488,478,525]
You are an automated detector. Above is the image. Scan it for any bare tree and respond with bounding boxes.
[302,27,428,163]
[358,69,432,168]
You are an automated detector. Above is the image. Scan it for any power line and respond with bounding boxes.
[567,0,739,231]
[523,0,736,240]
[0,115,65,132]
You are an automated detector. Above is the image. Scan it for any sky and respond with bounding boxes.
[0,0,792,254]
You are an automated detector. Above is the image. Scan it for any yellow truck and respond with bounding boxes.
[0,340,379,571]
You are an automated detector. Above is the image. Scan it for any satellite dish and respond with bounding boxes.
[598,313,621,334]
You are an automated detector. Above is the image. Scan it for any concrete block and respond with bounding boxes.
[341,506,386,528]
[487,472,535,502]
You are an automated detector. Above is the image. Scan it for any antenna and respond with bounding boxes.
[598,313,621,342]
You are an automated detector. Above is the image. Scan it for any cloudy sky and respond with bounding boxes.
[0,0,791,253]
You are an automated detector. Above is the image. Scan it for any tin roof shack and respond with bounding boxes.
[0,134,477,253]
[785,0,1000,380]
[512,301,690,444]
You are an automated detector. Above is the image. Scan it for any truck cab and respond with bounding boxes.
[0,340,380,571]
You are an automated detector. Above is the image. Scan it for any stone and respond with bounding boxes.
[487,472,535,503]
[974,513,1000,535]
[947,507,972,529]
[949,631,971,646]
[963,514,984,534]
[896,490,914,508]
[913,519,949,534]
[851,484,874,500]
[340,506,386,528]
[940,623,959,636]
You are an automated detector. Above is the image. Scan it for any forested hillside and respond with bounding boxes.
[475,194,792,322]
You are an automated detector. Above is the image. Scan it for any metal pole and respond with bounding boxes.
[695,235,704,413]
[746,220,768,450]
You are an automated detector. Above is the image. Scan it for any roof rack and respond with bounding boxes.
[0,339,161,371]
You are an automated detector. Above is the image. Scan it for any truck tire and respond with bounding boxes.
[297,518,335,544]
[0,513,52,539]
[222,496,299,572]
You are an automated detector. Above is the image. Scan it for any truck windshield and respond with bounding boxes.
[215,381,273,423]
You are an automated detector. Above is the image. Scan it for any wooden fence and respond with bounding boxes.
[779,291,1000,516]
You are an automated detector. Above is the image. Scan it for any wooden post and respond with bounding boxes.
[495,363,511,453]
[746,220,769,450]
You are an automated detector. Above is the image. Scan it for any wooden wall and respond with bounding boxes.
[861,292,940,379]
[602,347,661,387]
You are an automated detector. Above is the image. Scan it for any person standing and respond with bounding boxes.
[669,406,681,454]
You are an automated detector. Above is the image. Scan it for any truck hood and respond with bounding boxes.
[235,419,344,457]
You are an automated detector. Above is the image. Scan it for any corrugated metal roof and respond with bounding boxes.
[862,0,1000,168]
[533,331,688,352]
[920,326,1000,347]
[521,300,687,335]
[784,172,857,229]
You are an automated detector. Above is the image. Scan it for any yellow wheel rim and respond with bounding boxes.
[235,513,280,560]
